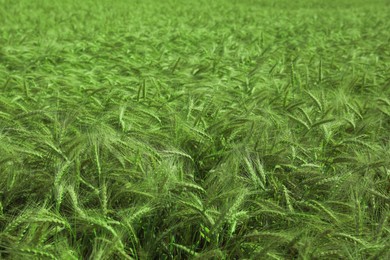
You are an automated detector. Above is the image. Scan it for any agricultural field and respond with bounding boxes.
[0,0,389,259]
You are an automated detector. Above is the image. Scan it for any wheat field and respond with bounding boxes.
[0,0,389,259]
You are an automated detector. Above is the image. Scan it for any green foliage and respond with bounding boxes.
[0,0,389,258]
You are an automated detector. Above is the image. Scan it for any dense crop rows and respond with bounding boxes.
[1,0,389,259]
